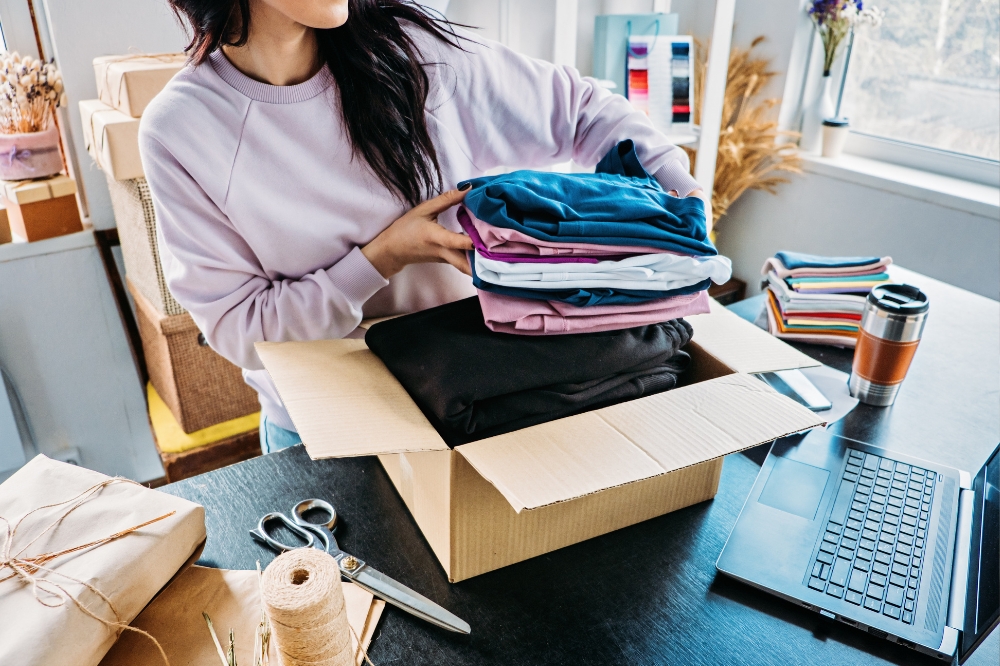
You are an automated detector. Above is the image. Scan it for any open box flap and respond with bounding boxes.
[256,339,448,457]
[687,299,820,374]
[456,373,825,513]
[454,414,667,514]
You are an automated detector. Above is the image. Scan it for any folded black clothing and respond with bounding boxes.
[364,296,693,446]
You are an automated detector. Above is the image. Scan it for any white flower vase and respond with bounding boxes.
[800,74,835,154]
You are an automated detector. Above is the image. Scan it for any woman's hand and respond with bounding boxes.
[361,187,474,279]
[669,187,714,233]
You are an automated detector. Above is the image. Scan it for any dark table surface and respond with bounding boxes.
[164,267,999,666]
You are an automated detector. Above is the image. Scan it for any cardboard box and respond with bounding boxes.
[147,383,261,482]
[255,301,826,582]
[2,175,83,242]
[106,175,186,315]
[79,99,143,181]
[0,207,10,244]
[128,277,260,433]
[93,53,186,118]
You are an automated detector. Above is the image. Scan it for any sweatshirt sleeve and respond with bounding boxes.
[140,135,389,371]
[425,30,701,196]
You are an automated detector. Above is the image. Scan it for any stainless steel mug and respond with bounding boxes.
[849,284,929,407]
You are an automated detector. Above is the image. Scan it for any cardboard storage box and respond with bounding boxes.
[107,175,186,315]
[0,208,11,244]
[256,301,827,582]
[79,99,143,181]
[147,384,260,482]
[2,175,83,242]
[129,277,260,433]
[93,53,186,118]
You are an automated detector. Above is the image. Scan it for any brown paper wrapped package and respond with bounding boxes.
[79,99,143,180]
[100,565,385,665]
[93,54,186,118]
[0,456,206,666]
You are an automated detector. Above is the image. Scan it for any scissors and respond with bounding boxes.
[250,498,470,635]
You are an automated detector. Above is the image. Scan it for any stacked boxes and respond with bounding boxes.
[106,176,185,315]
[81,54,260,459]
[2,175,83,242]
[128,278,259,433]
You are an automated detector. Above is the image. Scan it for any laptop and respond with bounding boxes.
[717,428,999,662]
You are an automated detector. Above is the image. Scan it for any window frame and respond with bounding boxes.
[843,131,1000,187]
[794,3,1000,188]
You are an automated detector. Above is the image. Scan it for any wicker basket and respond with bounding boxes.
[107,175,186,316]
[128,278,259,433]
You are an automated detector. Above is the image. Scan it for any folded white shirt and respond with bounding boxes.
[475,252,732,291]
[766,272,866,313]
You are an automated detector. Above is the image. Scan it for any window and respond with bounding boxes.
[837,0,999,163]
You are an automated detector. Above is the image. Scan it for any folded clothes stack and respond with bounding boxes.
[458,140,732,335]
[761,251,893,347]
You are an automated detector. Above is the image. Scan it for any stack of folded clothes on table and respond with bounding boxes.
[365,297,693,445]
[761,251,893,347]
[458,140,732,335]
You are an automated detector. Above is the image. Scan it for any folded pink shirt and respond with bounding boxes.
[464,207,670,258]
[478,289,710,335]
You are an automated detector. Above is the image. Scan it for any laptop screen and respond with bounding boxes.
[960,444,999,663]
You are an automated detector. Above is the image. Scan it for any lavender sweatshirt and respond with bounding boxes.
[138,27,701,431]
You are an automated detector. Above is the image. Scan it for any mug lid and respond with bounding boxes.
[868,283,929,314]
[822,117,850,127]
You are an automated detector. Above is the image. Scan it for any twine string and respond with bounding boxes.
[98,50,186,110]
[0,478,178,666]
[261,549,356,666]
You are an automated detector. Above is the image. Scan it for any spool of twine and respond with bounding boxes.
[261,549,353,666]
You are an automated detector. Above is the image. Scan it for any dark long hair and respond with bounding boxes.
[170,0,464,206]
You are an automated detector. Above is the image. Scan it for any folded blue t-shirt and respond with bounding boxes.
[460,140,717,257]
[776,251,882,270]
[470,252,712,308]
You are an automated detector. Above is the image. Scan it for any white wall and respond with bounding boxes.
[718,174,1000,301]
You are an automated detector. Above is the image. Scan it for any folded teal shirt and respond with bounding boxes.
[460,140,717,257]
[775,251,882,270]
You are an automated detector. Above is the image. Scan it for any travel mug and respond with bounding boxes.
[849,284,929,406]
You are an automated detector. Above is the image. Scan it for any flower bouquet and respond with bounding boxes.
[800,1,883,152]
[808,0,883,76]
[0,52,66,181]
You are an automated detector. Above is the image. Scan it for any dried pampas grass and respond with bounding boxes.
[0,51,66,134]
[689,37,801,220]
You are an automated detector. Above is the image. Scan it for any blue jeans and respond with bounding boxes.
[259,416,302,454]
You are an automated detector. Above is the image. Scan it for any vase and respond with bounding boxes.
[800,74,835,154]
[0,124,63,181]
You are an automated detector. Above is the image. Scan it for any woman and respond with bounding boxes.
[141,0,708,454]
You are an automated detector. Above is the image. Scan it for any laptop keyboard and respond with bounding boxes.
[806,449,936,624]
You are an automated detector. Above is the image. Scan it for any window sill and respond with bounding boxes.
[800,153,1000,219]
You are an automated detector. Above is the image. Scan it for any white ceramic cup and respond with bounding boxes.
[821,118,850,158]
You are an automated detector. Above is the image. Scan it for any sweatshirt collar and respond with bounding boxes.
[209,50,335,103]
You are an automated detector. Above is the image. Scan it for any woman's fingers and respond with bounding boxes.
[439,248,472,276]
[428,223,473,251]
[415,188,468,218]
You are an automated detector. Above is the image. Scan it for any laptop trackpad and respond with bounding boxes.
[758,457,831,521]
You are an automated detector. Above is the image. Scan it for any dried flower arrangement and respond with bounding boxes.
[689,37,802,220]
[808,1,884,76]
[0,52,66,135]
